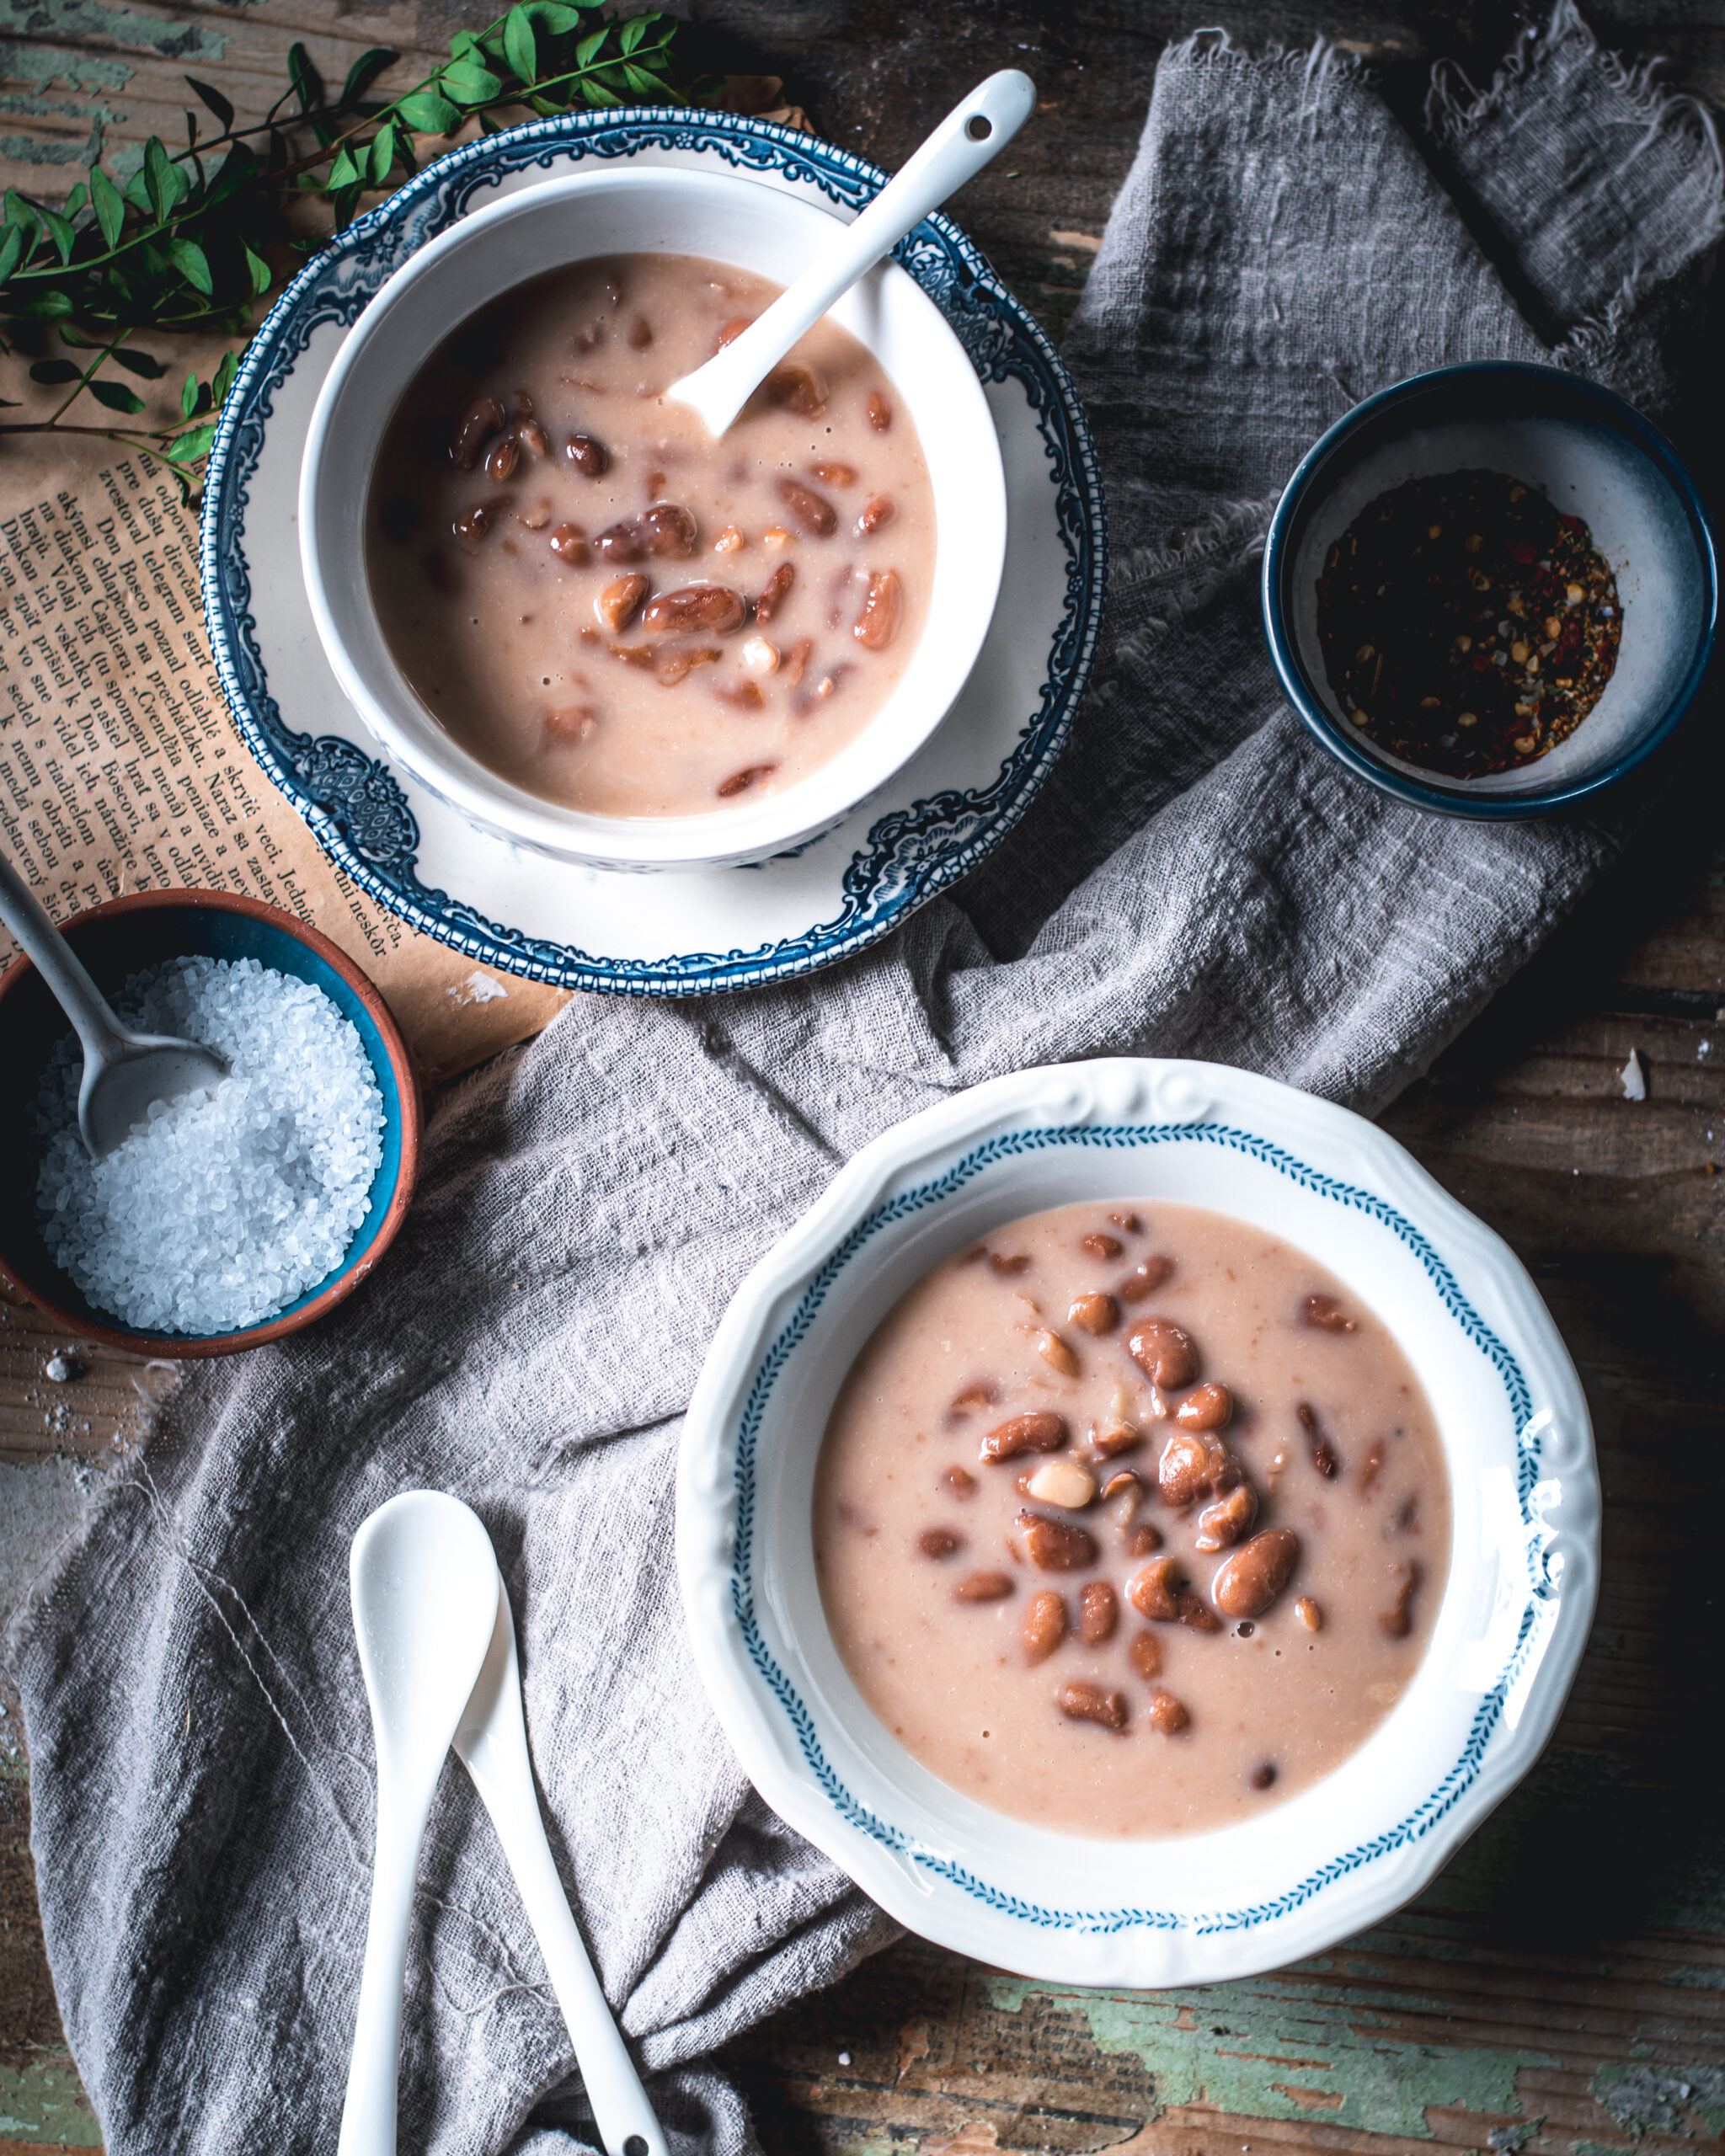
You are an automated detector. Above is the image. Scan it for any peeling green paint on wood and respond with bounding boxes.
[1,38,130,90]
[0,0,226,67]
[0,2054,102,2147]
[1591,2062,1725,2137]
[985,1973,1557,2141]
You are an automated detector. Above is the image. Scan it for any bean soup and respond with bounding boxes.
[366,252,935,817]
[814,1200,1450,1838]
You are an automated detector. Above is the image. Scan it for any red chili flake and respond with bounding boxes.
[1511,541,1536,564]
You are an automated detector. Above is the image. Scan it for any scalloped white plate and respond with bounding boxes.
[677,1058,1599,1986]
[201,109,1105,995]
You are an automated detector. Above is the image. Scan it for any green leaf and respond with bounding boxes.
[36,202,75,264]
[206,142,259,206]
[163,420,217,463]
[89,165,125,248]
[367,124,397,184]
[340,47,397,106]
[144,137,189,221]
[180,369,201,417]
[574,29,607,66]
[123,166,152,214]
[245,243,272,296]
[29,358,82,384]
[524,2,590,29]
[440,59,502,104]
[450,29,483,59]
[186,75,235,130]
[111,345,167,378]
[164,235,213,293]
[580,76,624,106]
[618,13,649,54]
[212,348,239,402]
[61,183,88,219]
[288,42,321,114]
[503,5,537,84]
[327,145,362,189]
[395,90,462,131]
[88,377,147,414]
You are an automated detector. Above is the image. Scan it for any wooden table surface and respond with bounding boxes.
[4,1,1723,2150]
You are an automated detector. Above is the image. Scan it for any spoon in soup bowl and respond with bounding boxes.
[665,67,1036,439]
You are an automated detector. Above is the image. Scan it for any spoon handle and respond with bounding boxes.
[670,68,1036,437]
[338,1774,428,2156]
[0,851,121,1065]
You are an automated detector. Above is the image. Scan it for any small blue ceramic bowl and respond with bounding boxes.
[1263,362,1717,817]
[0,890,421,1356]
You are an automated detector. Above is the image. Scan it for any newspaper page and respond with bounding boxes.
[0,456,566,1078]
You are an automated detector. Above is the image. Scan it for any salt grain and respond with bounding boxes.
[31,955,385,1336]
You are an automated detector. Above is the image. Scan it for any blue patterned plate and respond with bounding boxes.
[201,110,1105,995]
[678,1058,1599,1985]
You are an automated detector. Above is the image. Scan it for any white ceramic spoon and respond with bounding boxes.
[665,67,1037,437]
[340,1492,500,2156]
[455,1575,665,2156]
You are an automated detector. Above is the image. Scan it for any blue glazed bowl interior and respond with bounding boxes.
[0,904,409,1344]
[1267,366,1717,813]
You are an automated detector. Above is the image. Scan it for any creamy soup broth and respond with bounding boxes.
[365,252,935,817]
[814,1200,1451,1838]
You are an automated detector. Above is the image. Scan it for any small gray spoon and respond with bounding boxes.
[0,854,228,1158]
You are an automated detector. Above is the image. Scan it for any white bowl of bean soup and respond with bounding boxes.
[677,1057,1599,1985]
[300,167,1007,869]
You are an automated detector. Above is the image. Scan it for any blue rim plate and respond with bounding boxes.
[1262,362,1718,819]
[201,109,1107,995]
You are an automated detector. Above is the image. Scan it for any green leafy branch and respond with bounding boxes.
[0,3,710,499]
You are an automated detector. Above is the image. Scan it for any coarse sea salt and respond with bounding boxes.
[31,954,385,1337]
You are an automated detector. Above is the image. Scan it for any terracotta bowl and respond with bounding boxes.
[0,889,420,1357]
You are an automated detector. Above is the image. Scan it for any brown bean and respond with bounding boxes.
[484,431,520,483]
[628,314,653,350]
[1128,1630,1162,1681]
[1018,1510,1098,1572]
[1080,1232,1123,1261]
[452,503,494,542]
[942,1465,977,1499]
[1034,1329,1079,1378]
[867,388,892,431]
[610,644,654,668]
[1294,1595,1322,1631]
[990,1251,1031,1276]
[852,567,903,651]
[947,1380,998,1421]
[642,584,746,635]
[1304,1293,1356,1332]
[1174,1381,1232,1432]
[1297,1401,1339,1477]
[1127,1316,1197,1388]
[812,460,857,487]
[954,1570,1012,1603]
[656,647,722,686]
[1194,1480,1258,1552]
[1126,1556,1182,1620]
[754,563,796,624]
[1359,1438,1386,1492]
[450,395,503,468]
[642,503,697,557]
[1023,1588,1067,1664]
[919,1526,962,1561]
[1109,1211,1143,1233]
[1068,1292,1119,1337]
[766,361,828,415]
[716,762,777,798]
[1118,1256,1174,1304]
[1125,1520,1163,1558]
[517,419,548,458]
[713,678,765,709]
[548,522,590,566]
[856,493,895,536]
[1212,1528,1301,1619]
[980,1412,1065,1463]
[1380,1561,1419,1638]
[1157,1430,1211,1508]
[784,637,813,686]
[1249,1761,1278,1790]
[714,315,753,352]
[777,477,838,537]
[517,499,552,531]
[564,432,610,478]
[1057,1680,1127,1732]
[595,574,649,633]
[1092,1420,1142,1460]
[1177,1589,1222,1633]
[1147,1690,1190,1734]
[542,705,597,746]
[595,519,647,563]
[1078,1580,1118,1646]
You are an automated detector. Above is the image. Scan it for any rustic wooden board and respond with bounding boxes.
[3,0,1723,2148]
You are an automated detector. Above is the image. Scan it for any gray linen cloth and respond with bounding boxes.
[13,8,1721,2151]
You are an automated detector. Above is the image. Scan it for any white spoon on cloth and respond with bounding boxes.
[665,68,1037,438]
[341,1492,499,2156]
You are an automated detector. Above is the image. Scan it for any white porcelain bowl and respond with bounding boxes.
[677,1058,1599,1986]
[299,167,1007,872]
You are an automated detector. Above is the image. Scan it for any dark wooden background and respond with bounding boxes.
[3,0,1723,2148]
